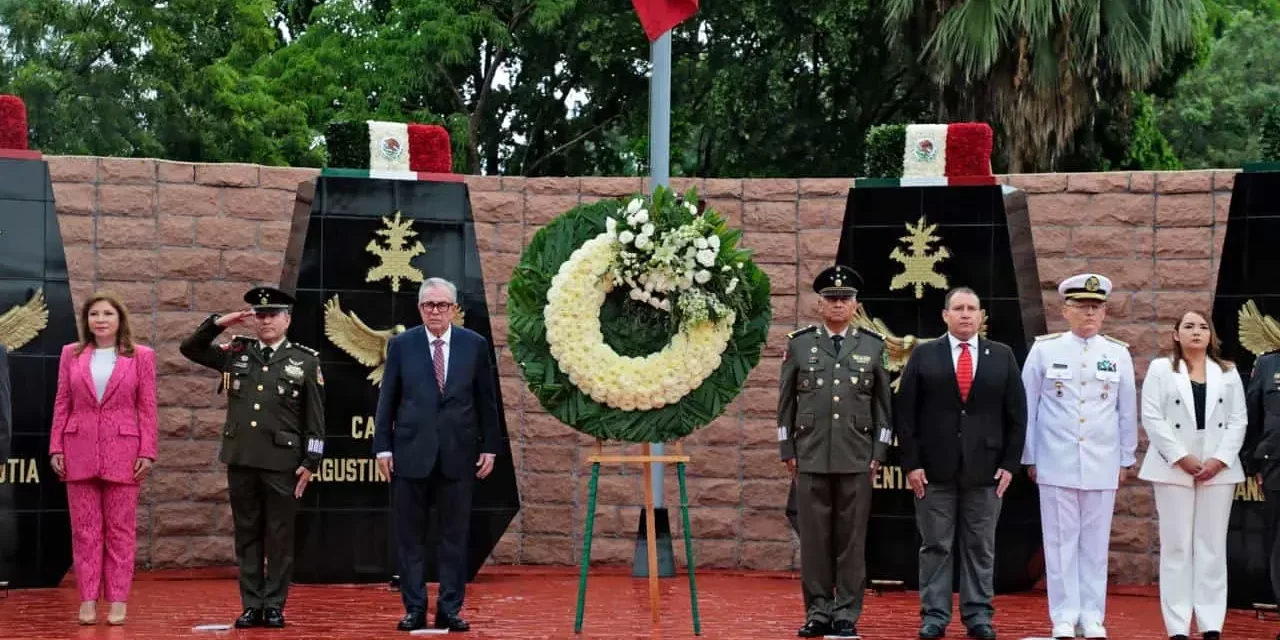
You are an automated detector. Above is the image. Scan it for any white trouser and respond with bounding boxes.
[1038,485,1116,628]
[1153,481,1235,635]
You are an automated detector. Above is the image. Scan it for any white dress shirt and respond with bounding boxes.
[947,333,979,375]
[90,347,117,401]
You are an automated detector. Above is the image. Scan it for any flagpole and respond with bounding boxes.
[633,27,677,580]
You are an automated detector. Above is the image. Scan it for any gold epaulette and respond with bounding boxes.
[1103,335,1130,348]
[788,325,817,339]
[1034,332,1062,342]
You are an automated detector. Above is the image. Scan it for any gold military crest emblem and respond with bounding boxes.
[1237,300,1280,356]
[0,289,49,352]
[325,214,464,386]
[889,216,950,299]
[366,211,426,292]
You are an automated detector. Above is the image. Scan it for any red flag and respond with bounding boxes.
[631,0,699,41]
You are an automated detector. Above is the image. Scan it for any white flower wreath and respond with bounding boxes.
[544,232,735,412]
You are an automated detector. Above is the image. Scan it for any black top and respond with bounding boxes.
[1192,380,1207,431]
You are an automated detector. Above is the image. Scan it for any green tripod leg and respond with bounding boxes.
[573,462,601,633]
[677,462,701,635]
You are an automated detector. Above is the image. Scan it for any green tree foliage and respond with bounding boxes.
[884,0,1204,172]
[1157,10,1280,168]
[0,0,322,165]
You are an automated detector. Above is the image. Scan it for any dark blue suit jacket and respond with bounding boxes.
[372,325,500,480]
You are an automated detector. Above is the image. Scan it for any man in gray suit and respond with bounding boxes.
[895,288,1027,640]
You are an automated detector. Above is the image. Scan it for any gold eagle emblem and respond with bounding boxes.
[1237,299,1280,356]
[852,304,989,390]
[0,288,49,352]
[323,294,466,386]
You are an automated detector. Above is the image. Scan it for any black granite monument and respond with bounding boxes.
[0,153,80,588]
[786,183,1047,593]
[1210,168,1280,609]
[278,171,519,584]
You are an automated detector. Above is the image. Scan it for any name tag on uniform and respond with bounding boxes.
[851,354,871,364]
[1095,370,1120,382]
[1046,364,1072,380]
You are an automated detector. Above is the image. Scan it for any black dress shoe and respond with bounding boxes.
[967,623,997,640]
[831,619,859,637]
[1169,635,1188,640]
[262,608,286,628]
[1202,632,1220,640]
[919,622,946,639]
[798,620,831,638]
[234,608,263,628]
[434,613,471,632]
[397,610,426,631]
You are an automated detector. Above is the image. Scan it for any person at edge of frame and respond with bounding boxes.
[777,264,892,639]
[179,286,325,630]
[1021,273,1138,640]
[895,286,1027,640]
[1245,344,1280,640]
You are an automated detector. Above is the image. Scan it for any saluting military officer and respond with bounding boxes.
[1020,273,1137,640]
[778,264,893,639]
[179,286,325,630]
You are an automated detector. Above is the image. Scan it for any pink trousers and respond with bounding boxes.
[66,480,139,602]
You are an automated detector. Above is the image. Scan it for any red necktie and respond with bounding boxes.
[957,342,973,402]
[432,339,446,392]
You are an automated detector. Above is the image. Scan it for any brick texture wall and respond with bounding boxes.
[41,157,1238,585]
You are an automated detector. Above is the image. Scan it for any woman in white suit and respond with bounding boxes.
[1138,310,1246,640]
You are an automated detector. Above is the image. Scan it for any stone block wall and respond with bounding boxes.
[37,157,1237,585]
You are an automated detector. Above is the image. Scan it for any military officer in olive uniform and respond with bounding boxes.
[180,286,325,629]
[1245,350,1280,640]
[778,265,893,638]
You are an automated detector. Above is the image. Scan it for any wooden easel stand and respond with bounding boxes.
[573,440,701,635]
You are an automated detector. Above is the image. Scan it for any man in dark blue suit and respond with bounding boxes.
[373,277,501,633]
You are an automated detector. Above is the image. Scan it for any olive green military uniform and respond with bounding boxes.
[179,314,325,614]
[778,322,893,628]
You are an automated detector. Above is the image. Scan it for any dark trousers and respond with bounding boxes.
[1268,490,1280,606]
[915,483,1001,629]
[797,471,872,624]
[394,466,474,616]
[227,466,298,610]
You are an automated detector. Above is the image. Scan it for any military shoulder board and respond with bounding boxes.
[788,325,817,339]
[292,343,319,357]
[1103,335,1130,348]
[1034,332,1062,342]
[859,327,884,341]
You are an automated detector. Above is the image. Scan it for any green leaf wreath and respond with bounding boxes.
[508,186,772,443]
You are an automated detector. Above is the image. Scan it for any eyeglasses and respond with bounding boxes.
[419,301,455,313]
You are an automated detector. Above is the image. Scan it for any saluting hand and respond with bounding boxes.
[476,453,496,479]
[294,466,313,498]
[215,309,255,328]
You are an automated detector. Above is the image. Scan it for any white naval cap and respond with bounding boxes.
[1058,273,1112,302]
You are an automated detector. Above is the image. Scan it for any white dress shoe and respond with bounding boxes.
[1052,622,1076,638]
[1081,622,1107,638]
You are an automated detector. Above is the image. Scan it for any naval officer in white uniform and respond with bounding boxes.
[1021,273,1138,640]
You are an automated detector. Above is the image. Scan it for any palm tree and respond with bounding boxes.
[884,0,1204,172]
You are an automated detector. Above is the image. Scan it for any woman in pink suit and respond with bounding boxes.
[48,293,157,625]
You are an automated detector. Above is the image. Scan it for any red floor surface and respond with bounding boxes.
[1,567,1277,639]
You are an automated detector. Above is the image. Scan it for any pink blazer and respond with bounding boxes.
[49,343,159,484]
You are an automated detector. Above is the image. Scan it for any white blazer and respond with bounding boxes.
[1137,357,1247,487]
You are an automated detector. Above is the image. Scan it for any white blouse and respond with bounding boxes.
[90,347,117,401]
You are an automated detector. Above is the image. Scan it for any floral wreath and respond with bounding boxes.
[508,187,772,443]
